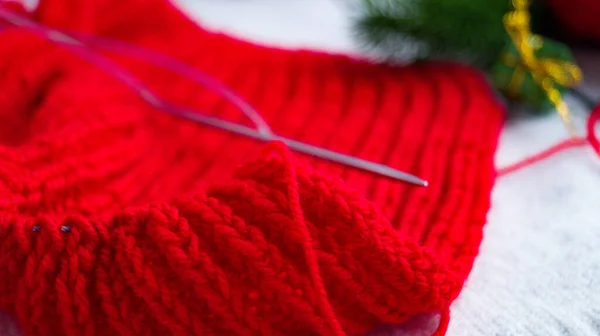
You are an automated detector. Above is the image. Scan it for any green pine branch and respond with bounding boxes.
[354,0,511,67]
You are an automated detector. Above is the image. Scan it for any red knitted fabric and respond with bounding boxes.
[0,0,504,335]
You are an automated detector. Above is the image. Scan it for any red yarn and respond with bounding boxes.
[496,138,587,176]
[498,103,600,176]
[545,0,600,41]
[587,103,600,155]
[431,308,451,336]
[0,0,504,335]
[276,143,345,336]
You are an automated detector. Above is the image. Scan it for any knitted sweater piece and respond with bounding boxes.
[0,0,504,335]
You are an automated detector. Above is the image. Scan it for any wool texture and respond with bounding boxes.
[0,0,504,335]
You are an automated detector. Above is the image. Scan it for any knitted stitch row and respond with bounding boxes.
[0,0,504,335]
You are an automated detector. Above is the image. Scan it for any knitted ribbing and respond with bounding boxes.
[0,0,504,335]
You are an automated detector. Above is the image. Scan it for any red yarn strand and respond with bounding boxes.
[498,103,600,177]
[497,137,589,176]
[277,143,346,336]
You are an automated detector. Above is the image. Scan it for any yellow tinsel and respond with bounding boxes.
[503,0,583,136]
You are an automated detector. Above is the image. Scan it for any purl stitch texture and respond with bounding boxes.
[0,0,504,335]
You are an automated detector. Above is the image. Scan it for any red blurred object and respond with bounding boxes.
[545,0,600,41]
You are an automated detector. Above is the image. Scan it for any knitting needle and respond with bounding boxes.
[59,34,427,185]
[167,102,429,187]
[0,7,428,187]
[277,138,428,186]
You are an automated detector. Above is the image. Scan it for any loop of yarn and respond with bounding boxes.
[587,103,600,155]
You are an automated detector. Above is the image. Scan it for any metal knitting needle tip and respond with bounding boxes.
[179,109,428,186]
[279,137,429,187]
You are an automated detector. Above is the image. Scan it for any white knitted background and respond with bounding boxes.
[0,1,598,335]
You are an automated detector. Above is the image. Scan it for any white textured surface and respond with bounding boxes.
[176,1,600,336]
[447,55,600,335]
